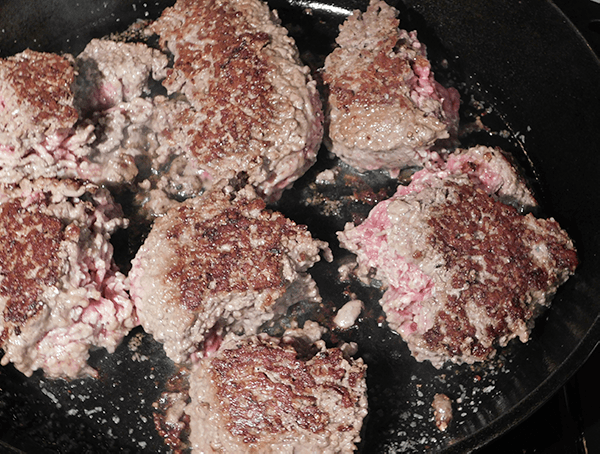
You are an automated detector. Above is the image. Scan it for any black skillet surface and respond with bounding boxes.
[1,0,600,453]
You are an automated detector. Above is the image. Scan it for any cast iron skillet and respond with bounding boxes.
[1,0,600,453]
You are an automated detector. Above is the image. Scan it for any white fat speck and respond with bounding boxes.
[78,394,90,401]
[40,388,61,408]
[84,407,103,416]
[139,441,147,449]
[399,411,411,420]
[67,408,79,416]
[483,385,495,393]
[132,352,149,362]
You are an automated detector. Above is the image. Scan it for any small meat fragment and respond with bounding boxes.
[145,0,323,206]
[334,299,364,330]
[432,393,452,432]
[338,146,578,367]
[322,0,460,174]
[185,333,368,453]
[0,178,133,379]
[129,182,330,364]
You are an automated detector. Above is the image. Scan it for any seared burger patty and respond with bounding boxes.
[0,178,134,379]
[146,0,323,205]
[129,183,330,364]
[0,44,169,187]
[186,332,368,454]
[322,0,460,174]
[338,146,578,367]
[0,50,95,184]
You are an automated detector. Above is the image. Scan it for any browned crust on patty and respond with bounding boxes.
[1,50,78,130]
[211,342,329,442]
[422,181,578,359]
[209,337,366,445]
[151,0,276,164]
[164,193,313,312]
[0,201,64,340]
[322,8,415,111]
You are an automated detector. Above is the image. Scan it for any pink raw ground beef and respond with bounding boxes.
[322,0,460,174]
[129,182,330,364]
[338,146,578,368]
[0,178,135,379]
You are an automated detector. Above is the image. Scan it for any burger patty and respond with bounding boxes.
[145,0,324,207]
[322,0,460,174]
[0,50,95,184]
[0,178,134,379]
[129,182,330,364]
[0,44,169,187]
[186,332,368,453]
[338,146,578,367]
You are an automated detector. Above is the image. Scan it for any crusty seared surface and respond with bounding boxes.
[0,50,78,149]
[186,333,368,453]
